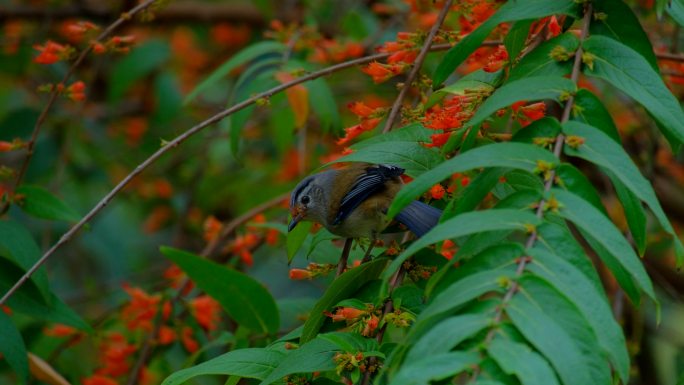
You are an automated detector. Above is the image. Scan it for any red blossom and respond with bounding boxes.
[190,295,222,331]
[67,81,86,102]
[203,215,222,242]
[157,325,176,345]
[121,285,160,332]
[362,314,380,336]
[548,16,561,37]
[327,307,365,322]
[44,324,77,337]
[181,327,199,353]
[265,228,279,245]
[336,124,366,145]
[348,101,375,118]
[33,40,70,64]
[483,45,509,73]
[361,62,403,83]
[97,332,136,377]
[430,184,446,200]
[441,239,457,260]
[519,102,546,121]
[0,141,13,152]
[289,268,313,280]
[424,132,452,148]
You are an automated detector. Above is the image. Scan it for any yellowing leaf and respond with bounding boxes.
[28,353,71,385]
[275,72,309,127]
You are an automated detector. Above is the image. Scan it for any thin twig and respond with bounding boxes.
[336,238,353,277]
[469,3,594,381]
[0,38,506,306]
[381,0,454,133]
[0,0,159,215]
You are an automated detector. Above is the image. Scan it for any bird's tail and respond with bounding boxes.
[394,200,442,237]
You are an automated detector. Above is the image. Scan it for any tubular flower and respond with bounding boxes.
[44,324,77,337]
[430,184,446,200]
[424,132,452,148]
[361,314,380,337]
[62,20,99,42]
[519,102,546,121]
[336,124,365,146]
[190,295,222,331]
[66,81,86,102]
[157,325,176,345]
[181,327,199,353]
[33,40,71,64]
[440,239,457,260]
[96,333,136,377]
[121,285,160,332]
[326,307,365,322]
[289,268,313,280]
[361,62,405,83]
[483,45,509,73]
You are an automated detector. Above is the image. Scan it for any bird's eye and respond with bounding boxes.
[301,195,310,205]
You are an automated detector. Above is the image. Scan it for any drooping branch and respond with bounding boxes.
[0,38,509,306]
[0,0,160,215]
[470,3,594,381]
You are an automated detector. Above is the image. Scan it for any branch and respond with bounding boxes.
[0,0,159,215]
[0,38,507,306]
[381,0,454,133]
[470,2,594,381]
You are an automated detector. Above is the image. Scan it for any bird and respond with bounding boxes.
[288,163,442,240]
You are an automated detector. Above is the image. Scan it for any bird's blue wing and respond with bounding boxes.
[333,165,404,225]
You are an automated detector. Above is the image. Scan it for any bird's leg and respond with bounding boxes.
[336,238,353,277]
[361,235,377,263]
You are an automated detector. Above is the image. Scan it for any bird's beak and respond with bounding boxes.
[288,212,304,232]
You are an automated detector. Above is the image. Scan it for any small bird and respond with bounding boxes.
[288,163,442,239]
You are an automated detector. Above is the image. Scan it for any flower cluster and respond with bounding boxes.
[289,262,336,280]
[336,101,387,146]
[325,305,380,337]
[33,40,74,64]
[511,100,547,127]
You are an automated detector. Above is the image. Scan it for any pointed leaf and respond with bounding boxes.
[551,188,655,304]
[160,247,279,334]
[16,185,80,222]
[384,208,540,280]
[467,76,576,128]
[301,258,388,343]
[488,337,560,385]
[393,351,480,385]
[260,338,339,385]
[433,0,578,86]
[571,89,620,142]
[582,35,684,149]
[527,248,629,382]
[0,221,50,302]
[185,41,286,104]
[508,33,579,82]
[287,217,313,263]
[505,20,534,62]
[389,142,556,218]
[407,313,490,362]
[508,276,611,385]
[563,121,684,265]
[162,348,285,385]
[0,311,28,384]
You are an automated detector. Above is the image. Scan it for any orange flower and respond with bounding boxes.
[424,132,451,148]
[348,101,375,118]
[441,239,457,260]
[548,16,561,37]
[289,268,313,280]
[157,325,176,345]
[327,307,365,322]
[0,141,13,152]
[483,45,509,73]
[97,332,136,377]
[181,327,199,353]
[265,228,279,245]
[66,81,86,102]
[121,285,160,332]
[203,215,222,242]
[33,40,70,64]
[190,295,222,331]
[44,324,77,337]
[361,62,402,83]
[430,184,446,200]
[62,20,98,42]
[460,176,471,187]
[82,375,118,385]
[519,102,546,121]
[362,314,379,336]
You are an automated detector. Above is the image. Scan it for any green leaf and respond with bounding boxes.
[389,142,555,217]
[467,76,576,129]
[319,332,380,354]
[508,33,580,82]
[508,276,610,385]
[160,247,279,334]
[0,311,28,384]
[591,0,659,71]
[582,35,684,149]
[300,258,388,343]
[555,164,606,214]
[571,89,620,142]
[611,174,647,256]
[330,125,443,177]
[433,0,578,86]
[527,248,629,382]
[413,268,515,340]
[512,116,561,144]
[260,337,339,385]
[16,185,80,222]
[505,20,534,63]
[551,188,655,304]
[287,220,312,263]
[666,0,684,26]
[185,41,286,104]
[488,337,560,385]
[563,121,684,265]
[407,313,490,362]
[392,351,480,385]
[0,221,50,302]
[384,209,541,281]
[306,78,341,133]
[109,40,170,102]
[442,167,509,220]
[10,291,91,332]
[161,348,284,385]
